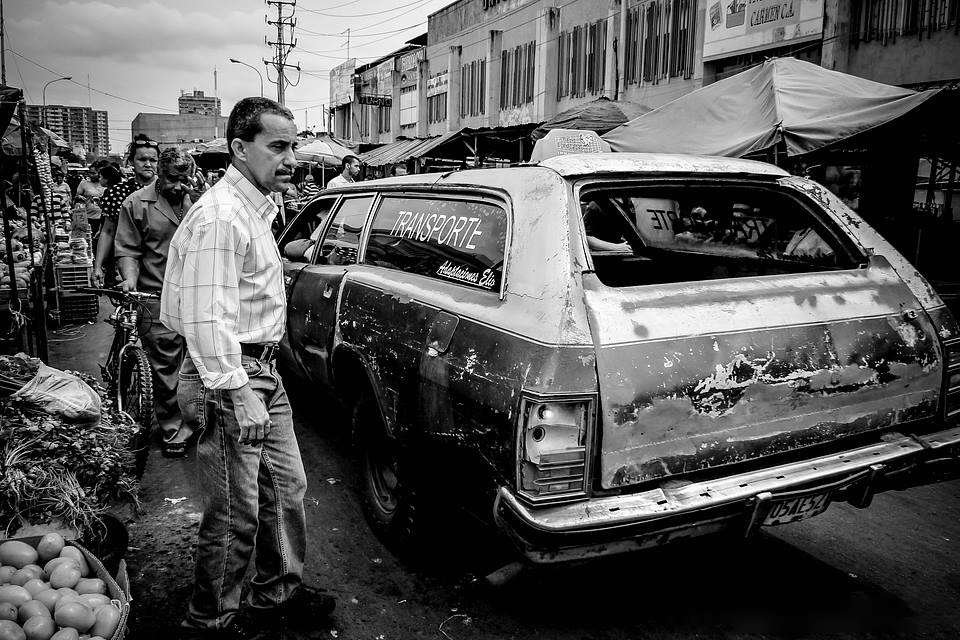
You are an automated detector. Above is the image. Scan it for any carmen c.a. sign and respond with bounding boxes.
[703,0,823,61]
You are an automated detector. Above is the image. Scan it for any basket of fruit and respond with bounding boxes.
[0,533,129,640]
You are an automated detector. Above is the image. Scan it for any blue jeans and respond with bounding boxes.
[178,354,308,631]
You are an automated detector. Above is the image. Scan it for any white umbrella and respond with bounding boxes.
[296,136,352,165]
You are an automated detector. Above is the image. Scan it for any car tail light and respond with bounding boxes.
[516,395,594,504]
[944,337,960,420]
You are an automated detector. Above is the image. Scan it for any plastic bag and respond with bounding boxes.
[12,363,101,422]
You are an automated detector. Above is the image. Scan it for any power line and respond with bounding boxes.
[296,23,424,38]
[8,48,177,112]
[299,0,433,18]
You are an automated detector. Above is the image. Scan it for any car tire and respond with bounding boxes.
[354,389,427,557]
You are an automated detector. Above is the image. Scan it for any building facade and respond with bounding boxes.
[178,90,221,116]
[131,113,227,148]
[331,0,958,149]
[24,104,110,158]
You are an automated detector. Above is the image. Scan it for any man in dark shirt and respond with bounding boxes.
[114,147,194,458]
[93,135,159,286]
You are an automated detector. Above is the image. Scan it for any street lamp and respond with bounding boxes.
[229,58,263,97]
[41,76,72,127]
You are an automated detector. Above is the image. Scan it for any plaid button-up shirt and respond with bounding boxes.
[161,164,286,390]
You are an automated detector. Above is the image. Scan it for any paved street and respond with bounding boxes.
[51,306,960,640]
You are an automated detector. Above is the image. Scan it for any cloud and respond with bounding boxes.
[13,0,267,67]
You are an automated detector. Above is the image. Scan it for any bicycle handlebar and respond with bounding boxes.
[63,286,160,301]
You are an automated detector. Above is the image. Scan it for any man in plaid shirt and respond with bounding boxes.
[162,97,335,640]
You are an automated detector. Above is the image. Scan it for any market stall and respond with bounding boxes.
[0,86,56,359]
[0,352,134,639]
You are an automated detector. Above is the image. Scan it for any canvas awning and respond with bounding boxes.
[602,57,940,158]
[360,124,538,168]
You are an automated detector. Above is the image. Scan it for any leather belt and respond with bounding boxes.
[240,343,278,362]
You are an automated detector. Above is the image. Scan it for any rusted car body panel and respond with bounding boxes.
[280,153,960,564]
[583,257,943,488]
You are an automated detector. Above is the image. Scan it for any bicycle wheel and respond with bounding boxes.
[118,346,154,477]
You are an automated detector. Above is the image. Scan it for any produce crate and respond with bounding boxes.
[55,263,93,289]
[58,291,99,324]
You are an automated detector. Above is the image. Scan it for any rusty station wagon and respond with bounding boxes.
[277,153,960,563]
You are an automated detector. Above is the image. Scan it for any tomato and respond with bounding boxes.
[0,542,38,570]
[42,559,77,581]
[19,582,47,601]
[34,536,64,565]
[32,590,58,614]
[89,603,120,639]
[78,595,108,610]
[0,568,15,584]
[53,601,94,633]
[48,565,80,591]
[54,551,87,579]
[49,629,78,640]
[71,580,104,597]
[21,615,56,640]
[17,600,50,623]
[9,566,43,588]
[0,586,31,607]
[0,619,25,640]
[0,603,15,622]
[52,595,83,613]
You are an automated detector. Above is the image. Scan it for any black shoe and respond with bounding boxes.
[178,623,252,640]
[277,584,336,624]
[239,585,336,631]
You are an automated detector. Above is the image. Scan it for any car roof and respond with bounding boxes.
[319,152,789,196]
[537,152,791,178]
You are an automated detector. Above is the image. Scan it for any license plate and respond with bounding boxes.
[762,491,832,526]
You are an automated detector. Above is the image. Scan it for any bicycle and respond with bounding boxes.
[65,286,157,477]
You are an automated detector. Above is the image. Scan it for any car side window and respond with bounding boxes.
[365,195,507,293]
[318,196,374,266]
[279,197,337,263]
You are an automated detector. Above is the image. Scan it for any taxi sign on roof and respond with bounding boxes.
[530,128,610,162]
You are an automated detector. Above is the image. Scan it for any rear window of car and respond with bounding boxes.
[365,195,507,292]
[581,182,859,287]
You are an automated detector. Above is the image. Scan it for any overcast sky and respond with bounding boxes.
[5,0,453,154]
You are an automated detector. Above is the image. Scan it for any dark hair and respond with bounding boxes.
[226,97,295,157]
[99,164,122,186]
[90,159,111,172]
[126,134,159,163]
[341,155,359,171]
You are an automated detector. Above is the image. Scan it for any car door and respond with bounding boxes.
[286,194,375,388]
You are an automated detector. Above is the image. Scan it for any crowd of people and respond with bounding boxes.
[71,99,356,640]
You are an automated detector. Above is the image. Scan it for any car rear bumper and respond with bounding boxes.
[494,423,960,564]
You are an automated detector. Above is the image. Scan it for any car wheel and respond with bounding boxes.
[354,390,424,555]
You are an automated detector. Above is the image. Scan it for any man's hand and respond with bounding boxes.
[92,265,105,288]
[119,278,137,292]
[229,383,272,445]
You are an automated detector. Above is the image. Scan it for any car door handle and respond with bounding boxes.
[323,284,333,298]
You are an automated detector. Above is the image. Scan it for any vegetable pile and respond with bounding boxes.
[0,535,123,640]
[0,358,140,539]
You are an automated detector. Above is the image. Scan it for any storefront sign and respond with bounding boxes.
[427,71,449,97]
[377,60,394,93]
[703,0,822,61]
[330,59,356,107]
[359,94,392,106]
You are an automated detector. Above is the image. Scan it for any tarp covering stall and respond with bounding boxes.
[602,57,939,158]
[532,96,651,141]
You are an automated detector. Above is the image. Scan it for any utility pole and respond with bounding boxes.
[1,0,6,86]
[264,0,300,106]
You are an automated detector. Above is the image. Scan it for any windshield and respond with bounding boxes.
[580,181,858,287]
